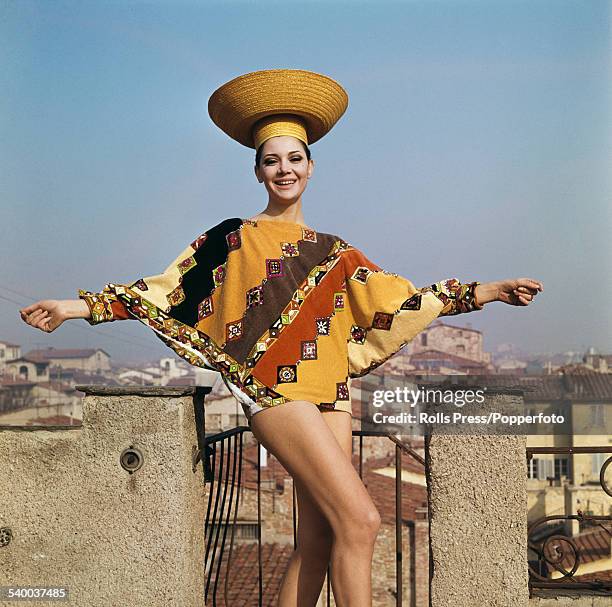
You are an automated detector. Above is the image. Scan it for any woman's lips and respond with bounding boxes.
[275,180,296,188]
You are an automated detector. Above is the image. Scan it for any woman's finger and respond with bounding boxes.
[519,278,543,291]
[514,290,532,301]
[35,314,50,330]
[21,303,41,315]
[28,309,47,323]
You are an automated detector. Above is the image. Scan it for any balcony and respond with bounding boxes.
[0,386,609,605]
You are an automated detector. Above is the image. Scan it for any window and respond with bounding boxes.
[554,456,569,479]
[421,334,427,346]
[529,457,555,480]
[592,452,608,477]
[528,458,539,479]
[19,365,28,379]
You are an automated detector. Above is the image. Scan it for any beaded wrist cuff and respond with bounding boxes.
[420,279,484,316]
[78,288,117,325]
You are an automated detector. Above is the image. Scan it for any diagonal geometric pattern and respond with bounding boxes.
[78,217,483,420]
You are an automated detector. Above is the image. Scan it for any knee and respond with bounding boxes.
[362,507,382,539]
[341,505,381,546]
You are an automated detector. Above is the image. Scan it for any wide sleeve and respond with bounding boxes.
[77,236,204,326]
[341,244,485,378]
[75,218,246,371]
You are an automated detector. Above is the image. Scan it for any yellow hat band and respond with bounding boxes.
[252,114,308,150]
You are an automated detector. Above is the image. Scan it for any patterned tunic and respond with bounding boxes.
[78,218,484,422]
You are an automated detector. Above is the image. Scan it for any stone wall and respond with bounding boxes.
[0,386,209,607]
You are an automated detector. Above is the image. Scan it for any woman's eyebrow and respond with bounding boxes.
[264,150,303,158]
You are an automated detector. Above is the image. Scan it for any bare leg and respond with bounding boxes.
[276,409,353,605]
[250,401,380,607]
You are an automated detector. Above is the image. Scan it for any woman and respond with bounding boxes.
[20,69,542,606]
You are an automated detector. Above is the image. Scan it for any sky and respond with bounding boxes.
[1,0,610,364]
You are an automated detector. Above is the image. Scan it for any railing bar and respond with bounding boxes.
[223,430,245,604]
[257,440,263,607]
[211,435,234,605]
[203,443,218,601]
[396,443,402,606]
[205,425,250,442]
[204,437,226,602]
[204,444,217,540]
[527,446,612,455]
[215,432,239,605]
[359,433,363,480]
[388,434,425,467]
[292,480,297,550]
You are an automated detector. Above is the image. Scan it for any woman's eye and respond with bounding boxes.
[291,157,302,161]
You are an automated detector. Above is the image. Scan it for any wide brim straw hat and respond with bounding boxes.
[207,69,349,149]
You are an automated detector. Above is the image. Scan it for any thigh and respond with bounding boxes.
[295,411,353,545]
[320,409,353,459]
[250,401,374,531]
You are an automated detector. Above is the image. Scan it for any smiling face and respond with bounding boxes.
[254,136,314,204]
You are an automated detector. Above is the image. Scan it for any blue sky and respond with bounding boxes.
[1,0,610,363]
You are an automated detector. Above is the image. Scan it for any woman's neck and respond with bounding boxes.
[251,199,306,225]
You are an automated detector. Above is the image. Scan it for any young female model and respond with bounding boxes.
[20,69,543,606]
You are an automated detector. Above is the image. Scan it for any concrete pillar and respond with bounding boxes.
[425,390,530,607]
[0,386,209,607]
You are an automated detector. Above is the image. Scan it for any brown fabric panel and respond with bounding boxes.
[224,232,338,363]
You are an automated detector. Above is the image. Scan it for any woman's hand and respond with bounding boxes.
[475,279,543,307]
[19,299,90,333]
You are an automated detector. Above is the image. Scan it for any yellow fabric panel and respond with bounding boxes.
[130,244,195,312]
[274,308,353,404]
[346,271,417,326]
[195,221,304,342]
[347,289,443,377]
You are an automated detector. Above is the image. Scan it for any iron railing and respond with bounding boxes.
[527,446,612,592]
[199,426,425,606]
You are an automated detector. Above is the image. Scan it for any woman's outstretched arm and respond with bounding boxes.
[20,290,133,333]
[20,299,94,333]
[420,278,543,316]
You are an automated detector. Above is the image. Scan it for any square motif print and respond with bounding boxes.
[334,293,345,311]
[350,266,372,284]
[336,382,350,401]
[226,318,243,342]
[246,285,264,308]
[198,296,214,320]
[350,325,367,345]
[277,364,298,384]
[372,311,394,330]
[266,258,284,278]
[301,340,318,360]
[213,263,227,287]
[167,285,185,307]
[281,242,300,257]
[226,230,242,251]
[315,316,331,336]
[178,255,197,275]
[301,228,317,243]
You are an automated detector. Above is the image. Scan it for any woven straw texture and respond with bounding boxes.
[208,69,349,148]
